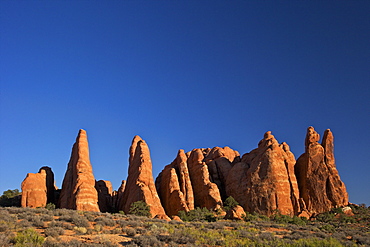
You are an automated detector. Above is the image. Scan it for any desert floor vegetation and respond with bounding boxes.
[0,204,369,246]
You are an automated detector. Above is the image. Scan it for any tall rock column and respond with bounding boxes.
[226,132,300,216]
[58,129,99,212]
[187,148,222,210]
[120,136,168,219]
[295,127,348,215]
[156,149,194,217]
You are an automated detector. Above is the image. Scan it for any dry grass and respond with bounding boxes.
[0,205,369,246]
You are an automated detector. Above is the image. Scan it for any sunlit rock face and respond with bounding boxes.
[295,127,348,216]
[187,148,223,211]
[120,136,168,219]
[21,166,55,208]
[226,131,300,217]
[156,149,194,217]
[59,129,100,212]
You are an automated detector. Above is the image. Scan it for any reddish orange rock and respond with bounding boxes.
[21,166,56,208]
[21,170,46,208]
[295,127,348,216]
[226,131,300,216]
[120,136,167,218]
[224,205,246,220]
[156,165,189,217]
[187,148,222,210]
[58,129,99,212]
[205,146,240,200]
[156,149,194,217]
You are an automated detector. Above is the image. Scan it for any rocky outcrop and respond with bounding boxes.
[226,131,300,216]
[295,127,348,216]
[40,166,57,204]
[19,126,350,217]
[58,129,99,212]
[225,205,246,220]
[120,136,167,218]
[114,180,126,211]
[21,166,55,208]
[96,180,113,212]
[156,149,194,217]
[204,147,240,200]
[187,148,223,210]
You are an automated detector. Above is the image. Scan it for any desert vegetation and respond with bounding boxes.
[0,202,369,247]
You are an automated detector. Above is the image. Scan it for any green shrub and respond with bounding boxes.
[129,201,151,217]
[44,226,65,238]
[178,207,216,222]
[45,203,56,210]
[133,235,164,247]
[94,216,116,227]
[11,228,44,246]
[223,196,239,211]
[125,227,136,236]
[71,215,90,227]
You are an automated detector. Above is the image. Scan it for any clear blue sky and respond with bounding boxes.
[1,1,369,205]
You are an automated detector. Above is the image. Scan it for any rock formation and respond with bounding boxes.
[120,136,168,218]
[21,166,55,208]
[156,149,194,217]
[114,180,126,211]
[19,126,349,217]
[204,147,240,200]
[226,131,300,216]
[187,148,223,210]
[295,127,348,216]
[58,129,99,212]
[225,205,246,220]
[96,180,113,212]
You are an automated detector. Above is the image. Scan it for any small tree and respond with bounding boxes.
[224,196,239,211]
[129,201,151,217]
[0,189,21,207]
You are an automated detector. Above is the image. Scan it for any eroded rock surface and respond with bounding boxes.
[187,149,222,210]
[21,166,55,208]
[58,129,99,212]
[226,131,300,216]
[120,136,167,218]
[295,127,348,216]
[156,149,194,217]
[225,205,246,220]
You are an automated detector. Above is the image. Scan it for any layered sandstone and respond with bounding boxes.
[226,131,300,216]
[58,129,99,212]
[120,136,167,218]
[187,148,222,210]
[204,147,240,200]
[295,127,348,216]
[21,166,55,208]
[156,149,194,216]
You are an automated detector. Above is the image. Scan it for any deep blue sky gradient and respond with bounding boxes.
[1,1,369,205]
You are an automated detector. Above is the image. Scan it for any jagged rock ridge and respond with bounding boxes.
[20,127,349,219]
